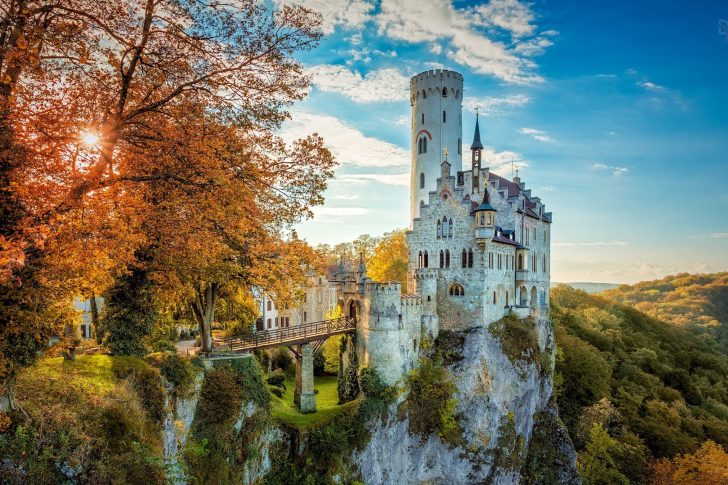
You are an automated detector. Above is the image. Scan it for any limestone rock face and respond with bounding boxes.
[353,317,581,485]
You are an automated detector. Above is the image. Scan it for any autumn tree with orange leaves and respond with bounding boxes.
[0,0,334,405]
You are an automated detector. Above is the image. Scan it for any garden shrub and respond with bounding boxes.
[151,339,177,353]
[110,356,165,422]
[338,334,360,404]
[267,370,286,389]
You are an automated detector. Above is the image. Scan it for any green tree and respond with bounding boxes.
[578,425,630,485]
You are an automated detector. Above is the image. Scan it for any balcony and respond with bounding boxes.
[474,227,494,247]
[516,269,529,282]
[508,306,532,319]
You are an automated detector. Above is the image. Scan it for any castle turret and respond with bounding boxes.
[410,69,464,224]
[475,189,496,247]
[471,113,483,193]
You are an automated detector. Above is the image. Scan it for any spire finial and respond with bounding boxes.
[471,114,484,151]
[443,147,448,162]
[475,106,479,117]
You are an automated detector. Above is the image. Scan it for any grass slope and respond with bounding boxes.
[269,365,357,430]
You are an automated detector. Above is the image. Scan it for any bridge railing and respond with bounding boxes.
[212,316,356,352]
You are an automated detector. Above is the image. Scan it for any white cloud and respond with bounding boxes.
[553,241,628,247]
[329,194,360,200]
[469,0,537,37]
[337,173,410,186]
[538,186,556,191]
[551,257,715,284]
[280,111,409,167]
[480,146,527,174]
[271,0,375,34]
[462,94,531,114]
[592,163,628,176]
[637,81,666,91]
[710,233,728,238]
[313,207,370,220]
[375,0,548,83]
[307,65,409,103]
[519,127,553,142]
[513,36,554,56]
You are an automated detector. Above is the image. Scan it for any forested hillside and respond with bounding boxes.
[602,273,728,350]
[552,284,728,483]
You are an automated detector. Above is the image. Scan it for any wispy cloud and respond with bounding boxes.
[271,0,374,34]
[337,173,410,186]
[481,146,527,173]
[329,194,360,200]
[519,127,553,142]
[308,65,409,103]
[538,186,556,191]
[553,241,628,247]
[312,207,370,221]
[592,163,628,176]
[463,94,531,114]
[710,233,728,238]
[637,81,667,91]
[280,110,408,168]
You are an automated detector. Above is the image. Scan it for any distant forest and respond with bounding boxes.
[553,275,728,483]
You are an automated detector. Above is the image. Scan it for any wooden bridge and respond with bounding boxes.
[211,316,357,355]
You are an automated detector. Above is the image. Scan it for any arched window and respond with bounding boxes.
[440,250,444,268]
[423,137,427,153]
[443,110,446,123]
[422,90,426,99]
[518,254,523,270]
[445,249,450,268]
[505,291,509,307]
[468,249,473,268]
[420,172,425,188]
[419,251,423,268]
[442,88,447,97]
[448,218,453,237]
[458,138,461,155]
[424,251,429,267]
[493,291,497,305]
[420,200,425,212]
[418,138,422,154]
[442,216,447,233]
[437,220,442,238]
[448,283,465,296]
[422,113,424,124]
[455,90,459,99]
[543,254,547,272]
[544,229,547,243]
[525,224,530,245]
[461,249,467,268]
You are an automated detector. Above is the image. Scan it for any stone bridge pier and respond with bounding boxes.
[293,343,316,414]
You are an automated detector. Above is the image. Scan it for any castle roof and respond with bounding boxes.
[475,188,495,212]
[470,115,484,150]
[493,235,519,246]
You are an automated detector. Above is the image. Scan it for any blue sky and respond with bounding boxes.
[274,0,728,284]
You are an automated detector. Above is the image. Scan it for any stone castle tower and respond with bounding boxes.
[410,70,464,222]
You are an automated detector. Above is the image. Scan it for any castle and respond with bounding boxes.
[273,69,552,389]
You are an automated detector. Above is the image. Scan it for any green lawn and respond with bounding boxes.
[269,365,358,430]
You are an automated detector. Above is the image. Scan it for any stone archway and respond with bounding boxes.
[349,300,357,321]
[530,286,537,308]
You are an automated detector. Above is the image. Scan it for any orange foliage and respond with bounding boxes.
[650,440,728,485]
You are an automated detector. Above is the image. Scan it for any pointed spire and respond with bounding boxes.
[475,188,495,212]
[338,256,346,274]
[470,113,484,150]
[358,253,366,274]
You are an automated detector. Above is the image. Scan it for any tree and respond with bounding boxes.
[650,440,728,485]
[0,0,332,390]
[367,229,408,291]
[578,425,631,485]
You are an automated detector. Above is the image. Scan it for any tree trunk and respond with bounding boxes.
[90,292,100,342]
[192,282,220,354]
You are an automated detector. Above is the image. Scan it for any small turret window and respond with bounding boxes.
[443,110,446,122]
[422,113,424,124]
[493,291,497,305]
[420,173,425,188]
[458,138,461,155]
[442,88,447,97]
[449,284,464,296]
[422,90,426,99]
[424,251,429,267]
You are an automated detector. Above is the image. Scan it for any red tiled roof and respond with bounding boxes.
[492,235,519,246]
[525,208,540,219]
[326,265,338,279]
[488,172,521,198]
